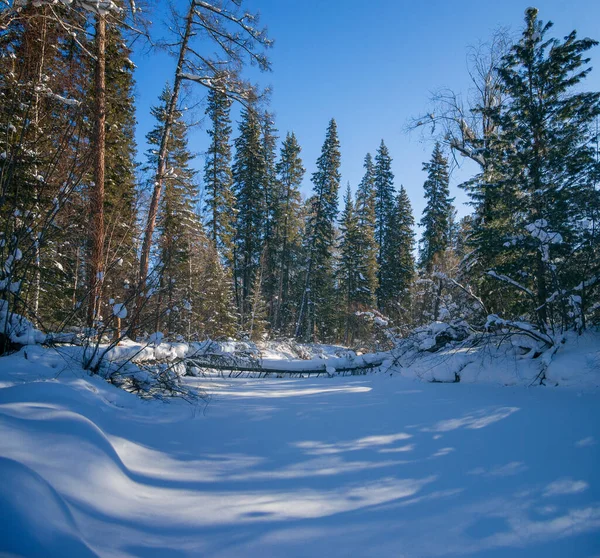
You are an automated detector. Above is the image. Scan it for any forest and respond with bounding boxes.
[0,1,598,356]
[1,2,600,557]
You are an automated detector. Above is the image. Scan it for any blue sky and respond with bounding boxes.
[132,0,600,226]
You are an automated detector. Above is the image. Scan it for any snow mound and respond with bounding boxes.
[390,328,600,388]
[0,457,96,557]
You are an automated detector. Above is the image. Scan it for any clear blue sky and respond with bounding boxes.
[132,0,600,226]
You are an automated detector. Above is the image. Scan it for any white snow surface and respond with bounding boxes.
[0,339,600,557]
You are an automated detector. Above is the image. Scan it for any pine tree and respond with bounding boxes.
[354,154,379,306]
[271,132,305,334]
[146,86,206,338]
[418,143,455,322]
[373,140,395,308]
[260,111,280,322]
[0,4,90,329]
[385,186,416,324]
[418,143,454,271]
[296,119,341,341]
[476,8,600,330]
[203,85,235,267]
[338,184,358,341]
[101,22,138,335]
[232,106,268,332]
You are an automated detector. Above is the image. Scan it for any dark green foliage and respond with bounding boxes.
[418,143,454,272]
[374,140,395,252]
[232,106,268,332]
[473,8,600,329]
[260,111,281,324]
[384,186,416,324]
[354,154,379,306]
[101,23,138,324]
[146,86,207,337]
[203,86,235,267]
[296,119,341,341]
[270,132,305,335]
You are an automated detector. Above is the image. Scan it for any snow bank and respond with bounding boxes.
[389,327,600,389]
[0,300,45,347]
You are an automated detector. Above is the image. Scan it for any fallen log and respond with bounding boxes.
[184,352,388,377]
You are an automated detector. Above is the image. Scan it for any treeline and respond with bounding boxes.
[0,3,598,349]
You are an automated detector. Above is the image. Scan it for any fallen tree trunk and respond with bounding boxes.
[184,352,388,377]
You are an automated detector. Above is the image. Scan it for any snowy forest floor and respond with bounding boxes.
[1,343,600,557]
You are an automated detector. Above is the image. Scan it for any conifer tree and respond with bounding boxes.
[232,106,267,331]
[337,184,359,341]
[296,119,341,341]
[260,111,280,320]
[477,8,600,329]
[385,186,416,324]
[203,85,235,267]
[419,143,454,271]
[271,132,305,334]
[146,86,206,337]
[354,154,379,306]
[100,22,138,333]
[373,139,395,308]
[418,143,455,322]
[374,141,395,250]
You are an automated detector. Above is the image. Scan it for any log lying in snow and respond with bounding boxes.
[184,352,389,377]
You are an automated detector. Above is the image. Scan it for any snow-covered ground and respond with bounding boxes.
[1,343,600,557]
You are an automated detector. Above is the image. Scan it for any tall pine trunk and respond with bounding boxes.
[88,13,106,328]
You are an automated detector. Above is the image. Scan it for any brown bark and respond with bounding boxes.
[88,14,106,328]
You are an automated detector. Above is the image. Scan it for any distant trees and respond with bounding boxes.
[1,2,598,352]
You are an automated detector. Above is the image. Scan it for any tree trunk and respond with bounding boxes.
[32,13,48,319]
[88,13,106,328]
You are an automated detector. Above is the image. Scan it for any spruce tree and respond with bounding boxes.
[203,85,235,267]
[418,143,454,271]
[373,139,395,308]
[417,143,455,322]
[385,186,416,324]
[232,106,268,332]
[146,86,206,337]
[337,183,360,342]
[296,119,341,341]
[271,132,305,334]
[477,8,600,329]
[101,22,138,333]
[260,111,280,322]
[354,154,379,306]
